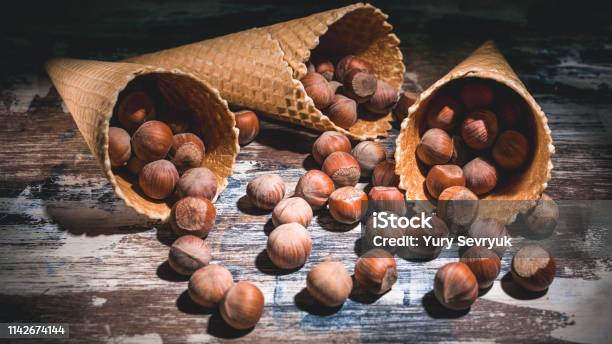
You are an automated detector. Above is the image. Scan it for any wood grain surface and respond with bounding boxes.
[1,1,612,343]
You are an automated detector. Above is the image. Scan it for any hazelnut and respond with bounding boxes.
[437,186,479,227]
[511,244,556,292]
[393,91,418,122]
[416,128,453,166]
[170,133,205,158]
[352,141,387,177]
[108,127,131,167]
[158,108,191,134]
[117,91,155,131]
[328,81,343,94]
[328,186,368,224]
[460,246,501,289]
[366,80,399,115]
[139,160,179,199]
[314,60,335,81]
[425,164,466,199]
[467,218,509,257]
[433,262,478,310]
[176,167,218,200]
[322,151,361,187]
[131,120,174,161]
[524,193,558,237]
[246,174,286,210]
[450,135,472,166]
[496,96,523,129]
[272,197,313,227]
[492,130,529,169]
[127,156,146,175]
[343,69,377,104]
[172,142,204,173]
[235,110,260,145]
[463,157,498,195]
[368,186,406,216]
[189,264,234,308]
[294,170,335,210]
[170,196,216,238]
[302,72,334,109]
[425,95,463,131]
[335,55,372,81]
[460,110,499,150]
[306,260,353,307]
[371,160,400,187]
[168,235,211,276]
[401,216,448,260]
[460,80,495,109]
[266,223,312,269]
[325,95,357,129]
[220,281,265,330]
[312,131,351,165]
[354,248,398,295]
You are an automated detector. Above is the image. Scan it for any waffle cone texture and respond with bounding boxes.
[395,41,554,224]
[46,58,239,221]
[127,3,405,140]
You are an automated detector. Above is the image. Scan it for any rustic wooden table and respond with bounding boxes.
[1,1,612,343]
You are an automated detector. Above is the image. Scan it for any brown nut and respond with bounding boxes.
[492,130,530,169]
[189,264,234,308]
[450,135,473,167]
[117,91,155,131]
[235,110,260,145]
[108,127,131,167]
[170,133,205,158]
[302,72,334,109]
[220,281,265,330]
[172,142,204,173]
[355,248,398,295]
[314,60,335,81]
[272,197,313,227]
[170,196,216,238]
[246,174,286,210]
[524,193,559,237]
[168,235,211,276]
[343,69,377,104]
[352,141,387,177]
[176,167,218,200]
[467,218,509,257]
[401,216,448,260]
[328,81,343,94]
[425,95,463,131]
[437,186,479,227]
[372,160,400,187]
[368,186,406,216]
[139,160,179,199]
[325,95,357,129]
[460,110,499,150]
[127,156,146,175]
[267,223,312,269]
[416,128,453,166]
[463,157,498,195]
[159,109,190,135]
[460,246,501,289]
[511,244,556,292]
[294,170,335,210]
[366,80,399,115]
[393,91,418,122]
[335,55,372,81]
[328,186,368,224]
[312,131,351,165]
[460,80,495,109]
[322,151,361,187]
[307,260,353,307]
[434,262,478,310]
[425,164,466,199]
[131,120,174,161]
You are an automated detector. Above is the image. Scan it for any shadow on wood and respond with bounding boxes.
[155,223,176,247]
[207,310,254,339]
[302,154,319,171]
[156,260,189,282]
[500,271,548,300]
[255,249,301,276]
[254,121,317,154]
[236,195,271,216]
[348,275,386,305]
[316,208,358,232]
[422,290,470,318]
[294,288,343,316]
[175,290,214,316]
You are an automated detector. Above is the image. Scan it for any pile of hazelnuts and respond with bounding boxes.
[303,55,417,129]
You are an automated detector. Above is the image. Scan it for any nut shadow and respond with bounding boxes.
[348,276,386,305]
[422,290,470,319]
[175,290,214,316]
[263,218,275,236]
[255,249,301,276]
[207,310,254,339]
[316,208,358,233]
[254,123,316,154]
[294,288,343,316]
[500,272,548,300]
[236,195,271,216]
[302,155,319,171]
[156,260,189,282]
[156,223,177,247]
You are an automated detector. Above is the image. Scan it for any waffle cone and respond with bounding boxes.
[46,58,239,221]
[395,41,554,224]
[127,3,404,140]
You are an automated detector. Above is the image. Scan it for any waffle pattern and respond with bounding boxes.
[395,41,554,224]
[128,3,404,140]
[46,58,239,221]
